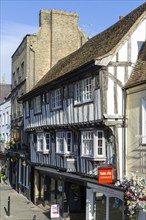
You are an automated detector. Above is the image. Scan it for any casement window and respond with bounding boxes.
[25,101,30,117]
[82,131,93,156]
[81,130,105,159]
[142,98,146,144]
[74,77,92,105]
[37,132,50,153]
[51,88,62,110]
[44,133,50,152]
[34,95,42,114]
[37,133,43,152]
[56,131,72,154]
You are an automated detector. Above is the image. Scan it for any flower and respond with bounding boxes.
[115,175,146,216]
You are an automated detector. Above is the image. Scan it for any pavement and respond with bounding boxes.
[0,181,50,220]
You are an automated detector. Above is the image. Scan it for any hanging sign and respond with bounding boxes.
[98,167,113,183]
[50,204,60,219]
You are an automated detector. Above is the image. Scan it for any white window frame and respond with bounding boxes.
[37,132,50,153]
[37,133,43,152]
[82,131,93,156]
[34,95,42,114]
[51,88,62,110]
[56,131,72,154]
[74,77,92,105]
[142,98,146,144]
[44,133,50,153]
[81,130,106,159]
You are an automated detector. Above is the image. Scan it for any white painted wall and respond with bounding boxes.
[0,98,11,150]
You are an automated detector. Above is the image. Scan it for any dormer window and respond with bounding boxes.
[74,77,92,105]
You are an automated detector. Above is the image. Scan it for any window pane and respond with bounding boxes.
[45,133,50,150]
[51,89,62,109]
[66,132,72,152]
[82,131,93,156]
[75,77,92,104]
[98,132,103,155]
[57,132,64,153]
[37,133,43,151]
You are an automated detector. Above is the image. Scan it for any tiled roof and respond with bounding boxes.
[125,41,146,88]
[22,2,146,97]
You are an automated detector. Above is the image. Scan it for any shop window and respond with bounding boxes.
[51,88,62,110]
[74,77,92,105]
[56,131,72,154]
[109,197,123,220]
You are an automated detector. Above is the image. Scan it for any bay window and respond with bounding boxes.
[74,77,92,105]
[81,130,105,159]
[56,131,72,154]
[37,132,50,153]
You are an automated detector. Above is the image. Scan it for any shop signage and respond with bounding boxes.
[50,204,60,219]
[98,167,113,183]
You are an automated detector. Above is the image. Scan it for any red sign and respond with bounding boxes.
[98,167,113,183]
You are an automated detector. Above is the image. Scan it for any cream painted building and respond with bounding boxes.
[125,42,146,178]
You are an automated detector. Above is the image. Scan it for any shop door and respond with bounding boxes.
[95,194,106,220]
[44,176,50,205]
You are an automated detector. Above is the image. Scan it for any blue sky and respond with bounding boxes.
[0,0,144,84]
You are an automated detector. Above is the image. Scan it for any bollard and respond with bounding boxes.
[32,214,36,220]
[8,196,10,216]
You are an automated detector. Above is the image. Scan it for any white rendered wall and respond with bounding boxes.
[0,99,11,148]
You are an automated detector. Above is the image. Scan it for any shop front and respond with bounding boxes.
[34,166,86,220]
[86,183,125,220]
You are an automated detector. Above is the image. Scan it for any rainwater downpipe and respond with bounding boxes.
[122,87,127,177]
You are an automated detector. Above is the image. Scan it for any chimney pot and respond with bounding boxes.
[119,16,124,20]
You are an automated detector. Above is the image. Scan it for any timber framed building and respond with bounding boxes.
[19,3,146,220]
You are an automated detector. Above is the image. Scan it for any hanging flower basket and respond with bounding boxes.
[115,175,146,217]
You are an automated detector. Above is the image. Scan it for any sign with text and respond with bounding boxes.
[98,167,113,183]
[50,204,60,219]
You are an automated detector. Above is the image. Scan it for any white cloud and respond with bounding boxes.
[0,20,37,84]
